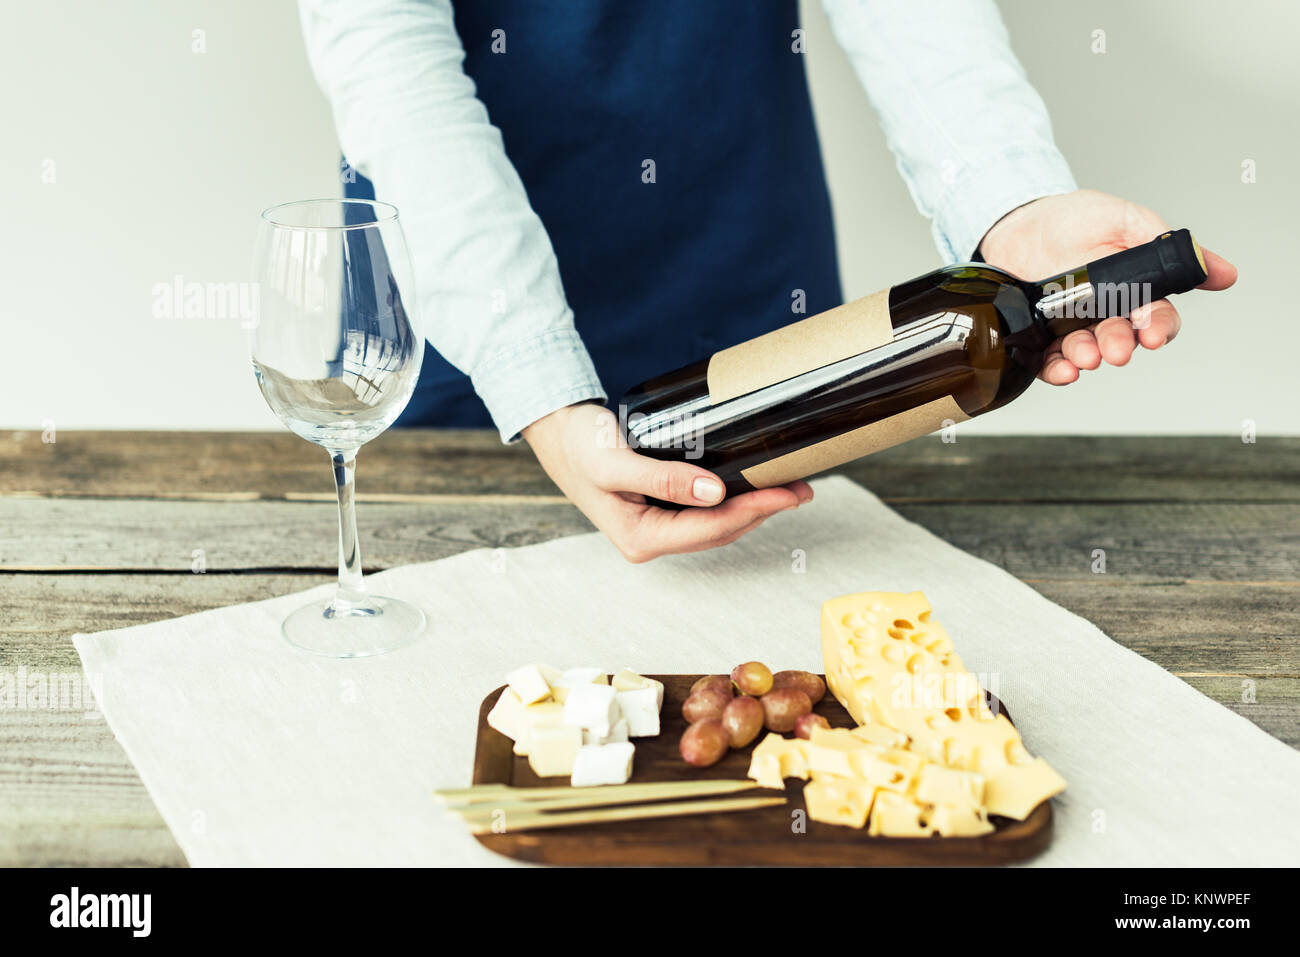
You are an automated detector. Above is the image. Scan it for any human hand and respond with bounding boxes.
[978,189,1238,384]
[522,402,813,563]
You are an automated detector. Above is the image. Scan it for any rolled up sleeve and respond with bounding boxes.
[298,0,605,442]
[822,0,1079,261]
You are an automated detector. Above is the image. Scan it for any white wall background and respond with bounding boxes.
[3,0,1295,433]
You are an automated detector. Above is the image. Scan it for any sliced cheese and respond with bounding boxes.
[505,664,552,706]
[486,688,525,742]
[983,757,1067,821]
[915,764,984,809]
[746,733,811,790]
[928,803,994,837]
[511,701,565,757]
[849,723,908,750]
[867,790,934,838]
[527,724,583,777]
[807,726,874,778]
[822,590,1065,821]
[804,777,874,830]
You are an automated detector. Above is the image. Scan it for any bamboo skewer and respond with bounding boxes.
[434,778,760,809]
[458,795,787,835]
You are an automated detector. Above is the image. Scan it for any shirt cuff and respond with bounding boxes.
[470,328,608,444]
[930,147,1078,263]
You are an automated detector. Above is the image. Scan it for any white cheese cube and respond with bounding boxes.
[527,724,583,777]
[505,664,552,706]
[486,688,525,741]
[550,667,608,704]
[611,669,664,710]
[563,683,620,737]
[615,686,661,738]
[571,742,635,788]
[583,718,629,746]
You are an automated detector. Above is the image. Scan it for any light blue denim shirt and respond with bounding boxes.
[300,0,1077,442]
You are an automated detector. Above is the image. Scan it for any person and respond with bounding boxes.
[298,0,1236,562]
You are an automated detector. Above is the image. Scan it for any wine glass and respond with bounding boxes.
[250,199,426,657]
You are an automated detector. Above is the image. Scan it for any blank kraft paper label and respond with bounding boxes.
[740,395,970,489]
[706,288,893,404]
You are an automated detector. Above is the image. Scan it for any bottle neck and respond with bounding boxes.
[1029,228,1209,339]
[1030,266,1101,339]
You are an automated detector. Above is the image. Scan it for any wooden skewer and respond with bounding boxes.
[460,795,787,835]
[434,778,760,809]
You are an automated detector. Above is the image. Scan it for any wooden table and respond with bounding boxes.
[2,430,1297,865]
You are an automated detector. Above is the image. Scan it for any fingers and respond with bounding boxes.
[785,479,815,505]
[593,450,729,507]
[1131,298,1181,349]
[1041,302,1178,383]
[1060,328,1101,370]
[626,486,803,561]
[1093,316,1137,366]
[1039,343,1079,385]
[1198,246,1238,291]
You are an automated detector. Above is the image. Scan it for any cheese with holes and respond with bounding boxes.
[867,791,934,837]
[929,803,994,837]
[803,778,874,829]
[821,590,1065,822]
[850,723,908,750]
[915,764,984,808]
[747,734,811,789]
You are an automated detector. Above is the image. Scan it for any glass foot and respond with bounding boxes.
[281,595,427,658]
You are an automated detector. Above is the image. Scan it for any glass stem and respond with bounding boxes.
[330,447,366,608]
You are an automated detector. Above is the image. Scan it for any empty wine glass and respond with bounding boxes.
[250,198,425,657]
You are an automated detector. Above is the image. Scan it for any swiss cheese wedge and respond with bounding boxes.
[818,590,1065,829]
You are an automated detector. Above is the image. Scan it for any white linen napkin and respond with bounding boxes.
[73,476,1300,866]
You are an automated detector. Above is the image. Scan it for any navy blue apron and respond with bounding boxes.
[345,0,841,428]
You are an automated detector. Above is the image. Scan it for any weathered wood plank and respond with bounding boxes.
[0,573,329,668]
[891,502,1300,583]
[0,710,185,866]
[1025,580,1300,676]
[841,435,1300,504]
[0,498,594,573]
[1176,677,1300,748]
[3,497,1295,581]
[4,574,1298,679]
[5,431,1297,503]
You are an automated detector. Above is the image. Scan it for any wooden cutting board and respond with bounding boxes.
[471,675,1052,866]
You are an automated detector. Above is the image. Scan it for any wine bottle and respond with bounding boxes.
[621,229,1208,499]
